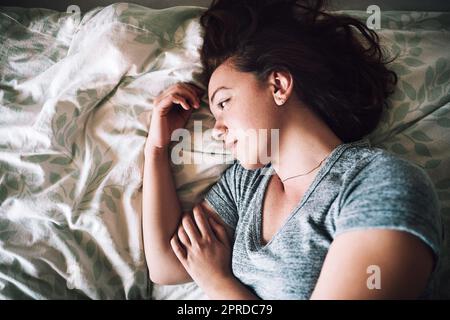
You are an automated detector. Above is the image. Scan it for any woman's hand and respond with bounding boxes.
[170,204,234,294]
[145,82,204,154]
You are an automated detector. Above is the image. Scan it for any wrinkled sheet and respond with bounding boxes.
[0,3,229,299]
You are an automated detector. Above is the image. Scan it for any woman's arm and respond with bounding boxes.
[142,82,203,284]
[204,276,260,300]
[310,229,435,299]
[142,145,193,284]
[142,82,237,286]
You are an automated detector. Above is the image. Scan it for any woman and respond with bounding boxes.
[142,0,442,299]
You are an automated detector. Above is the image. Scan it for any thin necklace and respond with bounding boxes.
[281,156,328,182]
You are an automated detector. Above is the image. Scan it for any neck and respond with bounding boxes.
[270,104,343,196]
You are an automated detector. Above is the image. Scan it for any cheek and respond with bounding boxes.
[234,130,273,165]
[228,105,275,132]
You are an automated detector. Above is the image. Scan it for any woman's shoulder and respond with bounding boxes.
[350,146,434,188]
[340,145,441,224]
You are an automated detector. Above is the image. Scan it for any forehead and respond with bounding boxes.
[208,62,237,93]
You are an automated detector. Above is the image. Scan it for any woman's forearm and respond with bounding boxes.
[205,276,261,300]
[142,145,188,282]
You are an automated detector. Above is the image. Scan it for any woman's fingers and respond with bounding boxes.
[155,94,191,116]
[177,224,191,246]
[192,204,215,240]
[209,217,230,246]
[182,213,202,243]
[158,84,200,109]
[170,234,187,261]
[172,93,191,110]
[178,83,203,107]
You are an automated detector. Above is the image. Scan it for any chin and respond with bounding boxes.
[234,143,271,170]
[238,162,265,170]
[236,156,270,171]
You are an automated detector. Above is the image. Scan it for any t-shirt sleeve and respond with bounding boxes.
[203,161,242,230]
[335,153,443,266]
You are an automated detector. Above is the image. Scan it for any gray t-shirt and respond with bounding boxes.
[204,138,443,299]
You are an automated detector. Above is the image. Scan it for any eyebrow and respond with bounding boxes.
[209,86,231,105]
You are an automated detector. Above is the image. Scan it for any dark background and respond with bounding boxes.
[0,0,449,12]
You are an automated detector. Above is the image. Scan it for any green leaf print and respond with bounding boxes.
[394,32,406,44]
[437,70,450,85]
[424,159,441,169]
[0,185,8,203]
[408,35,421,47]
[417,85,425,104]
[0,220,10,231]
[428,86,442,102]
[93,258,103,281]
[6,176,19,190]
[411,130,433,142]
[110,187,121,199]
[393,103,409,122]
[402,81,416,100]
[94,147,102,166]
[27,154,51,163]
[104,194,117,213]
[390,63,411,76]
[135,129,148,137]
[108,275,122,286]
[58,133,65,146]
[86,240,96,258]
[404,57,424,67]
[97,161,113,177]
[0,230,17,241]
[50,172,61,183]
[50,157,72,165]
[71,143,78,157]
[56,114,67,130]
[409,47,422,57]
[134,33,157,44]
[391,143,408,154]
[74,230,84,245]
[414,143,432,157]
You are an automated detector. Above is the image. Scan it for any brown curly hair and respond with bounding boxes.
[199,0,398,142]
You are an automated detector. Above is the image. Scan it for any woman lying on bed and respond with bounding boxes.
[142,0,442,299]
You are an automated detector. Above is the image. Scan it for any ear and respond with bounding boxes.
[269,70,294,106]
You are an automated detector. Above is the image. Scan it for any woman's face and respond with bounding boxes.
[208,60,283,170]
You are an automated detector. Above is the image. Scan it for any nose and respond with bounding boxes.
[211,122,227,141]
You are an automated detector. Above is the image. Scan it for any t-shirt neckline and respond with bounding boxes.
[252,138,371,250]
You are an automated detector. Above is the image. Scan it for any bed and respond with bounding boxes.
[0,2,449,299]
